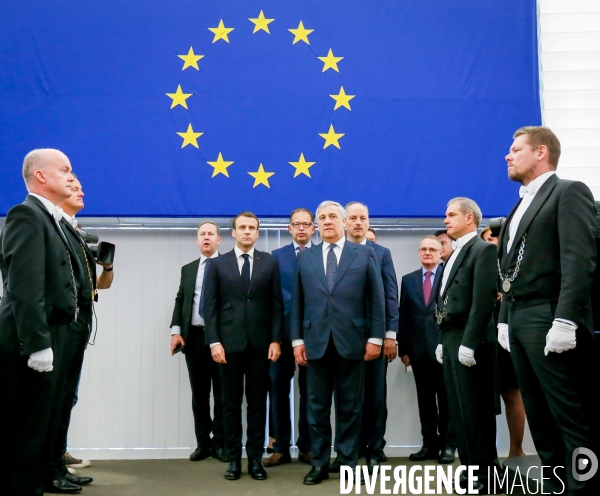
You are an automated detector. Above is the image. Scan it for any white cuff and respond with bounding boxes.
[553,318,577,330]
[385,331,397,340]
[368,338,383,346]
[171,326,181,336]
[292,339,305,347]
[209,342,221,348]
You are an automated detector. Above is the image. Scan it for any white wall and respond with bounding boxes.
[539,0,600,199]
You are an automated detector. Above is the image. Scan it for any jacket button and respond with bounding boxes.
[247,299,250,302]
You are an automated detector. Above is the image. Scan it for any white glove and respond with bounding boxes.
[497,323,510,352]
[544,319,577,356]
[458,345,476,367]
[28,347,54,372]
[435,344,443,364]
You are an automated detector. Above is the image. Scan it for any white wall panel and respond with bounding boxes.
[539,13,600,32]
[544,108,600,128]
[559,147,600,167]
[542,71,600,90]
[552,128,600,147]
[541,32,600,52]
[541,52,600,71]
[540,0,600,14]
[543,90,600,109]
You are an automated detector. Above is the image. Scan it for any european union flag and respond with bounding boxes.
[0,0,540,217]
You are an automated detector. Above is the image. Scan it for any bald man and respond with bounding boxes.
[0,149,86,495]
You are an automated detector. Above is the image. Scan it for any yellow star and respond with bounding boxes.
[166,84,192,109]
[208,19,235,43]
[178,47,204,70]
[288,21,314,45]
[176,124,203,148]
[330,86,355,111]
[318,49,343,72]
[249,10,274,34]
[207,153,234,178]
[319,124,344,149]
[248,164,275,188]
[289,153,315,178]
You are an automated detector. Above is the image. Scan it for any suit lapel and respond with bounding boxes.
[442,236,477,298]
[247,250,262,294]
[308,244,328,291]
[499,200,522,261]
[187,258,201,294]
[332,241,357,292]
[226,250,247,293]
[429,265,443,309]
[413,270,425,307]
[505,174,558,265]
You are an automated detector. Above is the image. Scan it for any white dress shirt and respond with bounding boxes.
[506,171,555,252]
[171,252,219,336]
[439,231,478,295]
[234,245,255,276]
[61,212,78,229]
[293,236,383,347]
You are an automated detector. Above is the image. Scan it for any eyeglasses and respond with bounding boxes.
[419,248,440,254]
[291,222,313,229]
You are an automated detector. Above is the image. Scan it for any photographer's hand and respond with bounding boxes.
[97,263,114,289]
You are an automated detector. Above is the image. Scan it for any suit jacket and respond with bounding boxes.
[398,265,443,361]
[366,239,399,333]
[203,248,283,353]
[0,195,81,355]
[498,174,597,334]
[290,240,386,360]
[271,243,298,342]
[170,254,219,348]
[436,236,497,350]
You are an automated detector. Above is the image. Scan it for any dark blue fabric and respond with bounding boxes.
[0,1,540,217]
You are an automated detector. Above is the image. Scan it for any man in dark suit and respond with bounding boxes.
[291,200,385,485]
[265,208,315,467]
[44,176,116,490]
[170,221,225,462]
[0,149,84,495]
[497,126,598,495]
[436,197,499,493]
[204,212,283,482]
[435,229,454,265]
[398,235,455,464]
[335,201,398,473]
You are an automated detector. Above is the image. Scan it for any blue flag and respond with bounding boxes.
[0,0,540,217]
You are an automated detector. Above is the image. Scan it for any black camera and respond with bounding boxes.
[488,217,506,238]
[79,230,115,265]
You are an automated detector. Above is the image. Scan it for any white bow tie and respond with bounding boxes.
[68,217,78,229]
[451,239,461,250]
[519,185,533,199]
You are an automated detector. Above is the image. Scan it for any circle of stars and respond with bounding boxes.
[165,13,355,189]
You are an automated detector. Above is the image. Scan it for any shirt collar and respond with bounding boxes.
[234,245,254,259]
[422,265,438,276]
[293,241,312,250]
[452,230,478,250]
[519,171,555,198]
[322,236,346,251]
[29,192,59,216]
[200,251,219,264]
[359,238,367,245]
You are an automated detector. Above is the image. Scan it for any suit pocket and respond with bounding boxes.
[303,320,311,329]
[220,302,232,311]
[353,318,367,329]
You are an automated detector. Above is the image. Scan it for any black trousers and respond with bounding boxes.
[185,325,223,449]
[411,355,455,451]
[296,363,310,453]
[359,355,388,460]
[307,338,365,468]
[441,328,498,484]
[219,345,270,461]
[269,341,295,454]
[49,311,90,481]
[508,299,598,496]
[0,318,68,496]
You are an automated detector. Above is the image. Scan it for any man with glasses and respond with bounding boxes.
[265,208,316,467]
[398,236,456,464]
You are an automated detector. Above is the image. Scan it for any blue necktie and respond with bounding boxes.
[241,253,251,291]
[198,258,211,318]
[326,244,337,293]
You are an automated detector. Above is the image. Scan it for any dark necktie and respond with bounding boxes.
[423,270,432,305]
[241,253,251,291]
[198,258,211,318]
[326,244,337,293]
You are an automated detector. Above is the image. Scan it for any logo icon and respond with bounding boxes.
[573,448,598,482]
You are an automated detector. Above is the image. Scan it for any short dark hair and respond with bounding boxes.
[289,208,314,223]
[197,221,220,236]
[434,229,448,237]
[232,211,260,229]
[514,126,561,169]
